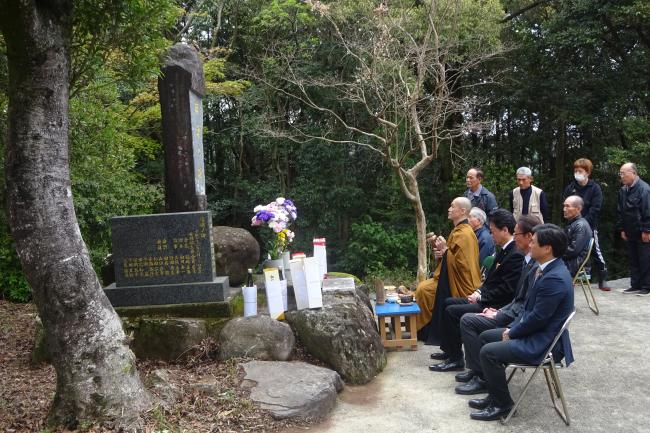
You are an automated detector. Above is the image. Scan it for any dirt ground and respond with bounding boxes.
[0,300,312,433]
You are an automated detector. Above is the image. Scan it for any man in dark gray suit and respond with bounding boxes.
[454,215,541,395]
[469,224,574,421]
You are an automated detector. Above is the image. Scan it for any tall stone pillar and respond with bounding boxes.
[158,44,207,212]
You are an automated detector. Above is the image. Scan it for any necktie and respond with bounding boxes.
[533,268,542,284]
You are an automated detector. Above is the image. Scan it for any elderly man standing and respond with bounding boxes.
[617,163,650,296]
[563,158,610,290]
[509,167,549,223]
[416,197,482,345]
[464,168,498,223]
[562,196,593,277]
[468,207,495,267]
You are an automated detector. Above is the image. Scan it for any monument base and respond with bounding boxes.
[104,276,230,307]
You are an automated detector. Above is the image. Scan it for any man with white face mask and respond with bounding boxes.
[562,158,609,291]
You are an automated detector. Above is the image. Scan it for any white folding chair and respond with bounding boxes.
[502,310,576,425]
[573,238,598,315]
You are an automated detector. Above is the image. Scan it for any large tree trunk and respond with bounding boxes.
[0,1,152,430]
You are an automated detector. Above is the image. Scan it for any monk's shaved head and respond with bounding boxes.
[454,197,472,214]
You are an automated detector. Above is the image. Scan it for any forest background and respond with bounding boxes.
[0,0,648,302]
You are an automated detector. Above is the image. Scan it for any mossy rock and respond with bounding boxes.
[326,272,362,286]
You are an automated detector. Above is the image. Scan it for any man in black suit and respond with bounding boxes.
[429,209,524,372]
[469,224,574,421]
[454,214,541,395]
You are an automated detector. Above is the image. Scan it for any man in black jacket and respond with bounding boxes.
[429,209,524,372]
[562,196,592,277]
[617,163,650,295]
[563,158,610,290]
[454,214,541,395]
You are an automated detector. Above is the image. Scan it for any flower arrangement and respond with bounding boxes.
[251,197,297,259]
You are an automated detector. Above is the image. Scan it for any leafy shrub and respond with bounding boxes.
[338,216,418,278]
[0,230,30,302]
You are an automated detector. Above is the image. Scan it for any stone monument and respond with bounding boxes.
[104,211,228,307]
[158,43,207,212]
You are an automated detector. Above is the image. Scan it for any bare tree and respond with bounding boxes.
[258,0,503,281]
[0,0,151,429]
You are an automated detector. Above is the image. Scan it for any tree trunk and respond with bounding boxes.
[0,1,152,430]
[404,173,428,283]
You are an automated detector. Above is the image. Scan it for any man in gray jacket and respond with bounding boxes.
[562,195,593,277]
[454,215,541,395]
[617,163,650,295]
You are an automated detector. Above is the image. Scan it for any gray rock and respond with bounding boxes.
[125,317,210,361]
[30,315,52,365]
[146,369,182,406]
[242,360,343,420]
[285,289,386,384]
[219,315,294,361]
[213,226,260,285]
[162,43,205,96]
[190,381,219,396]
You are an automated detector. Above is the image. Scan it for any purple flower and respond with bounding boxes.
[255,210,274,222]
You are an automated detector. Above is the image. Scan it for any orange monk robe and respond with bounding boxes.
[415,222,482,330]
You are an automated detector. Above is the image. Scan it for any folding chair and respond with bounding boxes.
[573,238,598,315]
[502,310,576,425]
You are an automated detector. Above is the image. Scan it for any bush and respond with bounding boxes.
[0,230,31,302]
[338,216,418,278]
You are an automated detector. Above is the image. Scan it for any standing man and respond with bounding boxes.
[509,167,549,223]
[415,197,482,344]
[429,209,524,373]
[469,224,574,421]
[468,207,495,267]
[617,163,650,296]
[562,196,593,277]
[563,158,610,290]
[464,168,498,224]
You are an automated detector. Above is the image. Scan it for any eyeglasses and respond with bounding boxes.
[513,232,527,237]
[619,171,632,177]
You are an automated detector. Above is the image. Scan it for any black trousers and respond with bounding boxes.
[440,298,482,360]
[460,313,498,376]
[628,237,650,291]
[479,328,528,407]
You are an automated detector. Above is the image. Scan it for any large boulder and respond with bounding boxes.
[242,360,343,420]
[219,315,295,361]
[285,287,386,384]
[124,317,223,361]
[213,226,260,286]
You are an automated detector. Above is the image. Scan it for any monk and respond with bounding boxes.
[416,197,482,345]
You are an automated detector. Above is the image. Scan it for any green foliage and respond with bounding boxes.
[0,230,31,302]
[70,0,179,94]
[338,216,418,278]
[69,82,164,270]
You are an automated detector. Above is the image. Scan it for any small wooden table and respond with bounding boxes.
[375,302,420,351]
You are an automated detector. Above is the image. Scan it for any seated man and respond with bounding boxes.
[454,215,541,394]
[469,224,574,421]
[468,207,495,267]
[415,197,482,345]
[429,209,524,372]
[563,195,592,277]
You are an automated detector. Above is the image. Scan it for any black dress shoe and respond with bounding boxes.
[455,376,488,395]
[470,403,513,421]
[468,396,491,410]
[429,359,465,372]
[429,352,448,360]
[455,370,475,383]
